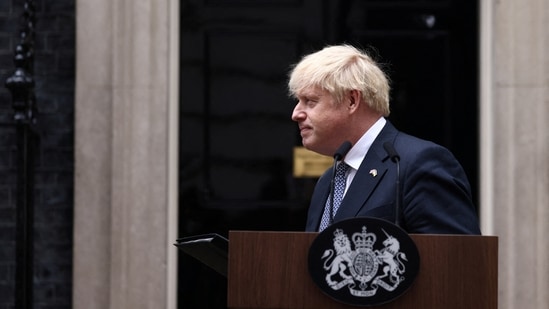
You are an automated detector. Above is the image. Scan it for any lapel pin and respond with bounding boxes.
[369,169,378,177]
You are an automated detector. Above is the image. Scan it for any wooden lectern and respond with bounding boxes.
[227,231,497,309]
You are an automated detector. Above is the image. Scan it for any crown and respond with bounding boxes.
[352,226,376,249]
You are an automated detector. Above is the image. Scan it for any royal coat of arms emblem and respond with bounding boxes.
[308,217,419,306]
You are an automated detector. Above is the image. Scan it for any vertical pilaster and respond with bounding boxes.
[482,0,549,308]
[74,0,178,308]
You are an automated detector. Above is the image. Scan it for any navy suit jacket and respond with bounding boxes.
[305,121,481,234]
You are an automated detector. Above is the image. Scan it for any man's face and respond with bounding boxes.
[291,86,348,156]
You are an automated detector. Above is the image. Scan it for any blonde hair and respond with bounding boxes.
[288,44,390,116]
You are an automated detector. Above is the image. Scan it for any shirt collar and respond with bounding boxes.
[344,117,386,170]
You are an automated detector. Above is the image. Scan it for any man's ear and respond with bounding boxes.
[348,90,361,112]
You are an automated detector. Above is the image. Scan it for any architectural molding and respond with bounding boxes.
[74,0,179,308]
[482,0,549,308]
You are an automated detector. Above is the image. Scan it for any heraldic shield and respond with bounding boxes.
[308,217,420,307]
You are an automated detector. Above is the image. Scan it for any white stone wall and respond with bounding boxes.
[481,0,549,308]
[74,0,179,308]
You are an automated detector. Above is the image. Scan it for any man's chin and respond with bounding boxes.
[301,141,323,155]
[301,139,313,150]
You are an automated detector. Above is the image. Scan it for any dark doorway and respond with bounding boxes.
[178,1,478,308]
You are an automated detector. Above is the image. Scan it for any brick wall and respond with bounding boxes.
[0,1,75,308]
[0,1,23,306]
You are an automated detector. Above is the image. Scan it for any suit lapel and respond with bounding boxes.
[335,150,390,220]
[334,121,399,220]
[308,171,331,229]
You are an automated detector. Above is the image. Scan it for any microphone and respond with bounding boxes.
[328,141,353,226]
[333,141,352,161]
[383,142,400,162]
[383,142,402,228]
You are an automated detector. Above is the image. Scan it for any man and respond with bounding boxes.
[288,44,481,234]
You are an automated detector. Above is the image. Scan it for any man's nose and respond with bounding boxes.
[291,104,304,122]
